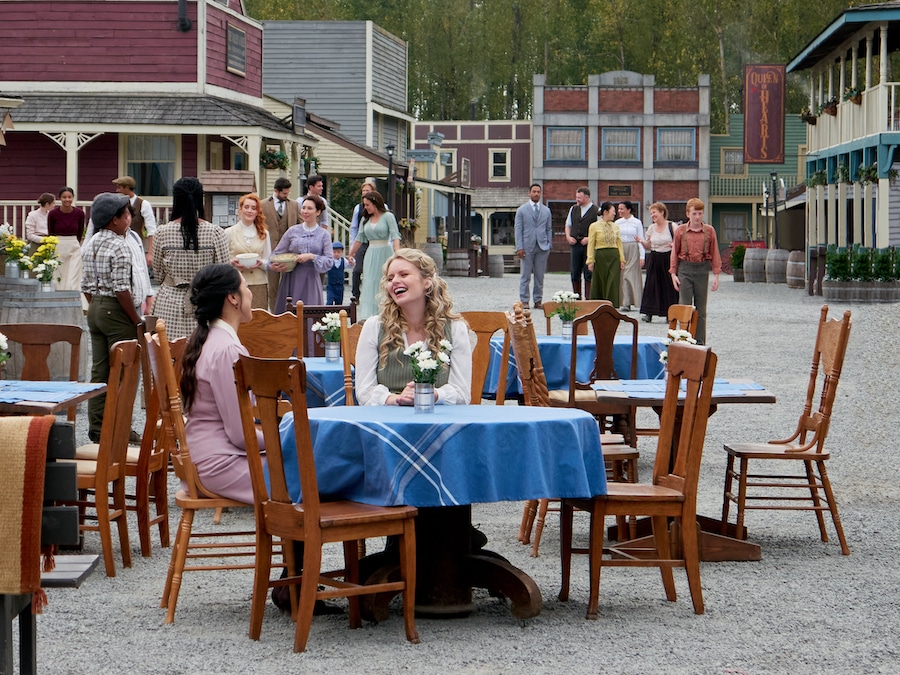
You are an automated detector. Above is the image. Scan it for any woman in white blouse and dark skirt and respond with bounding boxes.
[639,202,679,322]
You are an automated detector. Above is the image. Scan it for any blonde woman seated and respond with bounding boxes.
[355,248,472,406]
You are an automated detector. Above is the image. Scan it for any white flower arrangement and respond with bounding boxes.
[659,328,698,364]
[549,290,580,322]
[0,332,9,367]
[403,339,452,384]
[311,312,342,343]
[470,234,482,246]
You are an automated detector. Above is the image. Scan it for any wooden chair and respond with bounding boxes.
[559,342,718,617]
[634,304,698,441]
[542,300,611,336]
[293,302,357,357]
[721,306,852,555]
[507,303,639,556]
[146,321,260,623]
[668,304,698,337]
[76,322,185,557]
[234,355,419,653]
[339,310,364,405]
[0,323,82,422]
[238,303,303,359]
[547,303,640,447]
[63,340,141,577]
[461,310,509,405]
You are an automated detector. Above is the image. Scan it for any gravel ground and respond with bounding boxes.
[23,271,900,674]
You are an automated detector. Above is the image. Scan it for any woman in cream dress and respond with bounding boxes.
[224,193,271,309]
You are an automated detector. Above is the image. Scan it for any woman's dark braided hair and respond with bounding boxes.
[171,176,206,252]
[180,263,242,412]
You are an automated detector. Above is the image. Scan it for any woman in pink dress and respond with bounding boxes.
[180,263,262,503]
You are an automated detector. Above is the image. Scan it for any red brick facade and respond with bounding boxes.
[654,90,700,113]
[598,89,643,113]
[544,89,589,112]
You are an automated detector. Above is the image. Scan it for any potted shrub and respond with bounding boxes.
[799,107,817,125]
[824,244,900,302]
[819,96,838,116]
[843,86,862,105]
[730,244,746,282]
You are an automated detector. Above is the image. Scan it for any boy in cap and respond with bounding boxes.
[325,241,352,305]
[82,192,145,443]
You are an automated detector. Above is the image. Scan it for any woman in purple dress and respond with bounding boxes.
[270,194,333,313]
[180,263,262,503]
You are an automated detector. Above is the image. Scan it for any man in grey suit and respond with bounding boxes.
[515,183,553,309]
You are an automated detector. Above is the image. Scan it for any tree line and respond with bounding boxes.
[245,0,876,132]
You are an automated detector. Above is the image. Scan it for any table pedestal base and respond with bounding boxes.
[359,505,541,621]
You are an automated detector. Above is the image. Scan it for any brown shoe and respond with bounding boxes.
[533,301,543,310]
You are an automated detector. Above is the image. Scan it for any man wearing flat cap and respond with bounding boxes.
[113,175,156,267]
[82,192,146,443]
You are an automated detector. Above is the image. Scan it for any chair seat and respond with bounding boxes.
[173,488,252,511]
[61,457,123,478]
[583,482,686,503]
[602,444,640,461]
[600,433,626,445]
[272,500,419,529]
[724,442,830,461]
[548,389,595,404]
[76,442,141,464]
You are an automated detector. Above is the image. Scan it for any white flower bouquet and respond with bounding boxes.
[659,328,697,364]
[403,339,452,384]
[0,332,9,367]
[549,290,580,322]
[311,312,342,343]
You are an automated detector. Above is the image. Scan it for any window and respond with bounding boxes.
[657,128,696,162]
[226,24,246,76]
[546,127,585,162]
[489,148,511,181]
[722,148,746,175]
[231,146,248,171]
[602,128,640,161]
[721,213,748,243]
[125,135,177,197]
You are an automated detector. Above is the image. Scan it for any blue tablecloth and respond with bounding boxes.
[278,405,607,508]
[0,380,105,404]
[485,335,666,397]
[303,357,349,407]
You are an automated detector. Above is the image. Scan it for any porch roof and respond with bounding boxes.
[5,93,297,136]
[788,1,900,72]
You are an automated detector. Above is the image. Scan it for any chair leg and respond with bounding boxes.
[135,473,152,557]
[530,499,550,557]
[153,467,170,548]
[626,458,638,540]
[735,457,750,538]
[557,500,574,602]
[356,539,367,559]
[213,507,224,525]
[112,477,132,571]
[681,516,705,614]
[721,453,735,532]
[817,461,850,555]
[94,486,117,577]
[804,460,830,543]
[586,500,606,620]
[294,543,323,653]
[519,500,538,544]
[342,540,361,629]
[249,532,273,641]
[652,515,676,602]
[164,509,195,623]
[398,520,420,644]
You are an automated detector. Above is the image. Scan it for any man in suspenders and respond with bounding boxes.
[113,175,156,268]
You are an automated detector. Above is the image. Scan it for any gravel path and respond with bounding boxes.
[27,271,899,674]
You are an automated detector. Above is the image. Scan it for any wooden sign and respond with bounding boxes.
[743,65,785,164]
[609,185,631,197]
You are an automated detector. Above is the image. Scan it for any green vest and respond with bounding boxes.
[377,323,453,393]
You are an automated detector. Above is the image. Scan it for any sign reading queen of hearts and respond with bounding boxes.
[743,65,786,164]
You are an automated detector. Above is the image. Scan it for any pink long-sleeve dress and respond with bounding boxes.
[184,320,264,503]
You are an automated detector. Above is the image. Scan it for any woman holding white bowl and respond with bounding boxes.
[224,193,271,309]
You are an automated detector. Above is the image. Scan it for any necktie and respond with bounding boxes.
[533,203,539,218]
[276,200,284,217]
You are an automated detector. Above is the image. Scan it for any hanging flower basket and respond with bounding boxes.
[259,148,288,170]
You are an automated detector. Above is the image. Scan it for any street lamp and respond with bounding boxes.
[386,144,395,208]
[770,171,779,249]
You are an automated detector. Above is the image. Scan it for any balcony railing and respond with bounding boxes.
[709,174,799,197]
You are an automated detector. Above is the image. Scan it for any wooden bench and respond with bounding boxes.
[1,421,98,675]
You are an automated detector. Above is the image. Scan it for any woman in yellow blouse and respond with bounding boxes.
[586,201,625,304]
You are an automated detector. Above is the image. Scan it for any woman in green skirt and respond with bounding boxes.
[586,201,625,304]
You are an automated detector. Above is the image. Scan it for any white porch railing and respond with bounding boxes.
[329,207,351,248]
[808,82,900,153]
[0,201,170,238]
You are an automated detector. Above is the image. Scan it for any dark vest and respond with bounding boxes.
[570,203,599,240]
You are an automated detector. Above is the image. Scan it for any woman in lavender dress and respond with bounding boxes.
[270,194,333,313]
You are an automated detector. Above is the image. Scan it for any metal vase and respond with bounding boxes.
[414,382,435,414]
[325,341,341,362]
[561,320,574,340]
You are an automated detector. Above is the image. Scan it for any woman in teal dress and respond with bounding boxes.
[347,190,401,320]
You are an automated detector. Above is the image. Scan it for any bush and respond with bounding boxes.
[873,248,894,282]
[851,244,874,282]
[825,245,852,282]
[729,244,746,270]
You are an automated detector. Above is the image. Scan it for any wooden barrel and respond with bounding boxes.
[786,250,806,289]
[744,248,767,283]
[421,242,444,275]
[444,250,469,277]
[0,279,87,381]
[487,255,504,278]
[765,248,790,284]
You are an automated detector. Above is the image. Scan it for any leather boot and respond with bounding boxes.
[573,279,582,300]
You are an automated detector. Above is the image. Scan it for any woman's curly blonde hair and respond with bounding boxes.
[377,248,460,366]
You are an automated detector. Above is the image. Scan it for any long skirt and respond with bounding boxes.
[55,235,83,291]
[640,250,679,317]
[589,248,621,306]
[620,241,643,308]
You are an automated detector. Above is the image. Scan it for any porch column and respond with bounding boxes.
[65,132,78,197]
[855,184,866,246]
[247,136,261,196]
[880,24,889,84]
[839,55,846,97]
[876,180,890,247]
[851,44,859,90]
[865,33,873,89]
